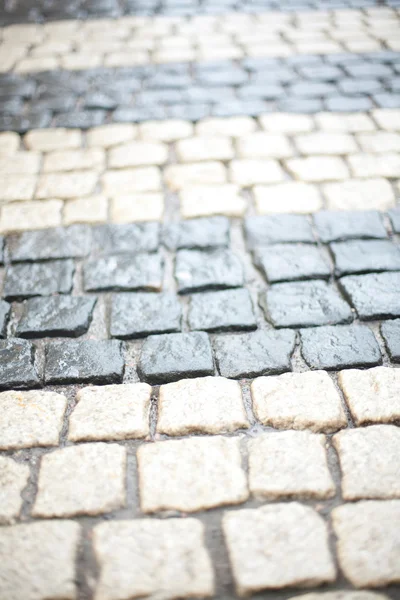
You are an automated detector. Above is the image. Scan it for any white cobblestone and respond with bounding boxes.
[0,456,30,524]
[286,156,350,182]
[288,593,390,600]
[102,167,162,194]
[196,116,256,137]
[0,132,20,156]
[315,113,376,132]
[176,136,235,162]
[110,193,164,223]
[0,199,63,233]
[357,131,400,153]
[229,159,285,186]
[63,195,108,225]
[139,119,193,141]
[259,113,314,133]
[24,128,82,151]
[0,152,40,174]
[0,174,37,202]
[87,123,137,147]
[36,171,98,199]
[372,109,400,131]
[42,148,105,172]
[254,181,323,214]
[324,178,395,210]
[295,133,358,155]
[109,141,168,168]
[238,132,293,159]
[347,153,400,178]
[180,184,246,218]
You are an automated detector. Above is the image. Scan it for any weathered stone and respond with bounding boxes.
[180,184,246,218]
[254,182,322,215]
[83,253,163,292]
[137,436,248,513]
[16,296,96,338]
[330,240,400,276]
[175,248,244,293]
[323,179,395,211]
[0,339,40,389]
[64,195,108,226]
[223,503,336,595]
[388,207,400,233]
[249,431,334,499]
[244,214,314,249]
[286,156,349,182]
[45,340,124,385]
[102,167,161,195]
[314,210,388,243]
[0,521,80,600]
[138,332,214,384]
[4,260,74,300]
[91,222,160,255]
[251,371,347,433]
[87,123,137,148]
[0,456,30,524]
[339,272,400,320]
[110,293,182,338]
[338,367,400,425]
[163,216,229,250]
[381,319,400,362]
[238,132,293,159]
[176,136,234,162]
[0,390,67,449]
[332,500,400,587]
[93,519,214,600]
[261,280,353,328]
[109,141,168,168]
[43,148,105,172]
[189,289,257,332]
[0,200,63,234]
[300,325,381,370]
[0,131,19,156]
[165,162,226,191]
[110,193,164,223]
[33,443,126,517]
[333,425,400,500]
[254,244,330,283]
[10,225,91,262]
[229,159,285,186]
[36,171,98,199]
[213,329,295,379]
[157,376,249,435]
[0,175,37,202]
[0,300,10,338]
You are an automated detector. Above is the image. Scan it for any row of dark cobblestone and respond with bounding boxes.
[1,52,400,131]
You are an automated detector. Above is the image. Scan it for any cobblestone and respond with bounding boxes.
[111,292,182,338]
[0,456,30,524]
[245,214,314,248]
[164,216,230,250]
[0,200,63,233]
[10,225,91,262]
[83,253,163,292]
[137,436,248,513]
[189,288,257,332]
[0,300,10,338]
[223,503,336,595]
[388,207,400,233]
[91,222,160,255]
[313,210,388,242]
[253,182,323,214]
[323,179,395,210]
[254,243,330,283]
[4,259,74,300]
[0,339,40,389]
[175,248,244,293]
[381,319,400,361]
[33,443,127,517]
[339,272,400,320]
[180,184,246,218]
[330,240,400,276]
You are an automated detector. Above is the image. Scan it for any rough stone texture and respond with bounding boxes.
[0,339,40,389]
[252,371,347,433]
[323,179,395,211]
[4,259,74,300]
[0,300,10,338]
[249,430,335,499]
[244,214,314,249]
[33,443,127,517]
[0,390,67,450]
[388,207,400,233]
[93,519,215,600]
[25,128,81,151]
[110,293,181,339]
[157,376,249,436]
[137,436,248,513]
[0,456,30,524]
[254,244,330,283]
[313,210,388,243]
[332,500,400,587]
[0,521,80,600]
[381,319,400,362]
[0,200,63,234]
[64,195,108,226]
[189,289,257,332]
[333,425,400,500]
[138,331,214,384]
[338,367,400,425]
[16,296,96,338]
[36,171,98,199]
[163,216,229,250]
[213,329,296,379]
[330,240,400,276]
[339,272,400,320]
[300,325,381,370]
[175,248,244,293]
[223,503,336,596]
[69,383,151,442]
[10,225,91,262]
[83,253,163,292]
[45,339,124,385]
[261,280,353,329]
[91,222,160,255]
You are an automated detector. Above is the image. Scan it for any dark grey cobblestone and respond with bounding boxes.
[330,240,400,276]
[0,339,40,389]
[83,253,163,292]
[4,260,75,300]
[254,244,330,283]
[91,223,160,255]
[175,249,244,294]
[188,289,257,332]
[10,226,91,263]
[381,319,400,362]
[313,210,388,243]
[0,301,11,339]
[340,272,400,320]
[244,215,315,249]
[163,217,230,250]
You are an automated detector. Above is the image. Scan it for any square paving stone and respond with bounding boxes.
[0,339,40,389]
[388,207,400,233]
[110,293,182,339]
[381,319,400,362]
[91,223,160,255]
[244,214,315,249]
[339,272,400,320]
[16,296,96,338]
[45,339,124,385]
[0,300,10,338]
[188,289,257,332]
[254,244,331,283]
[10,225,91,262]
[163,216,230,250]
[175,249,244,293]
[213,329,296,379]
[261,281,353,328]
[300,325,382,370]
[83,253,163,292]
[313,210,388,243]
[138,331,214,384]
[330,240,400,276]
[0,456,30,524]
[3,260,75,301]
[223,503,336,596]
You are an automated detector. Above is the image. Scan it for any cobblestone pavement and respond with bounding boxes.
[0,2,400,600]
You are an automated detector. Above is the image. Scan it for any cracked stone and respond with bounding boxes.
[0,456,30,524]
[0,339,40,389]
[45,339,124,385]
[163,216,229,250]
[138,331,213,384]
[83,253,163,292]
[381,319,400,362]
[254,244,330,283]
[91,222,160,255]
[330,240,400,276]
[110,293,182,338]
[189,289,257,332]
[3,260,75,301]
[261,280,353,328]
[16,296,96,338]
[213,329,296,379]
[244,214,314,249]
[300,325,382,370]
[10,225,91,262]
[175,248,244,293]
[313,210,388,243]
[0,300,10,338]
[339,272,400,320]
